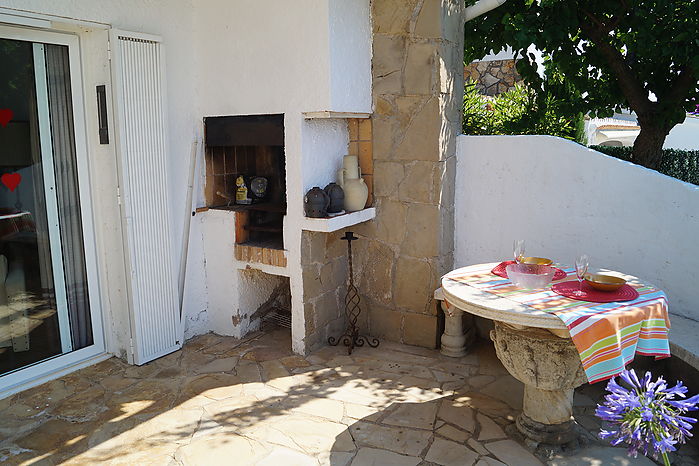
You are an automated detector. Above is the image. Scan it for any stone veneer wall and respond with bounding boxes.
[463,59,521,96]
[348,118,374,207]
[350,0,464,348]
[301,230,353,351]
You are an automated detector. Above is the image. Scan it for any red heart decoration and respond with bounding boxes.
[0,109,13,128]
[1,173,22,192]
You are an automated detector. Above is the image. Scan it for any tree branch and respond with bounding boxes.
[578,10,652,116]
[661,66,697,107]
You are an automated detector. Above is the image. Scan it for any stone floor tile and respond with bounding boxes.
[351,447,421,466]
[194,356,239,374]
[573,392,596,407]
[326,355,356,367]
[366,349,436,366]
[575,413,602,433]
[69,442,179,465]
[466,375,495,389]
[474,343,509,377]
[14,418,97,454]
[243,346,294,363]
[256,445,320,465]
[241,381,287,401]
[99,375,139,393]
[260,359,290,381]
[424,437,479,466]
[548,446,655,465]
[485,439,544,466]
[3,400,47,418]
[202,395,259,424]
[349,421,431,456]
[432,361,474,378]
[344,402,382,422]
[437,400,476,433]
[479,375,524,411]
[7,331,693,466]
[290,396,346,423]
[18,379,73,408]
[52,386,106,421]
[254,414,355,455]
[383,401,438,430]
[381,361,435,379]
[467,438,490,456]
[180,374,244,401]
[451,393,513,419]
[180,349,217,372]
[280,355,311,370]
[183,333,225,352]
[378,340,444,359]
[432,369,467,384]
[234,360,262,382]
[475,457,506,466]
[266,373,302,393]
[0,393,19,412]
[319,450,355,466]
[174,432,270,465]
[436,424,470,443]
[476,413,506,441]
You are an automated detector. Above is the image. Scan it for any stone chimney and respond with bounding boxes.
[354,0,464,347]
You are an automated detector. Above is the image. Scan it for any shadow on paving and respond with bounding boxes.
[1,327,696,465]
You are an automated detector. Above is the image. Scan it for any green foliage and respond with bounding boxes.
[463,80,586,143]
[591,145,699,185]
[464,0,699,168]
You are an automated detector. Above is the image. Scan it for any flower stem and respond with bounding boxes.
[662,451,671,466]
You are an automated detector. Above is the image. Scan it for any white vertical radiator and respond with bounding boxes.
[110,30,182,365]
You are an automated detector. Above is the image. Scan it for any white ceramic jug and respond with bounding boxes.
[337,155,368,212]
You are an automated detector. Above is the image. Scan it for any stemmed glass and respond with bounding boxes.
[574,254,589,296]
[513,240,525,264]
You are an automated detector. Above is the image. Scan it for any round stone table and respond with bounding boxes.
[442,263,588,445]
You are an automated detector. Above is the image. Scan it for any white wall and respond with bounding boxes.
[328,0,372,112]
[0,0,372,357]
[455,135,699,321]
[301,119,348,200]
[665,115,699,151]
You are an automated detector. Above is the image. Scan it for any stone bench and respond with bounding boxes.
[667,314,699,372]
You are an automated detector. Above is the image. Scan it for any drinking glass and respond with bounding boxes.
[574,254,589,296]
[513,240,525,264]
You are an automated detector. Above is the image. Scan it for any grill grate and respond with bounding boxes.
[262,307,291,329]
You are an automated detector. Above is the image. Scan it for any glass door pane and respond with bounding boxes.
[0,36,92,376]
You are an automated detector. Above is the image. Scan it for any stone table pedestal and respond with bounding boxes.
[439,300,475,357]
[490,321,587,444]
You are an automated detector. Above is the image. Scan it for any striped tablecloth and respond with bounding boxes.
[446,263,671,383]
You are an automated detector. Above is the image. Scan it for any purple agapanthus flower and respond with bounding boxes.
[596,369,699,465]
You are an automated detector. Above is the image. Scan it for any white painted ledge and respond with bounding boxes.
[668,313,699,371]
[301,207,376,232]
[302,111,371,119]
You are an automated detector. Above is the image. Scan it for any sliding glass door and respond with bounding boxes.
[0,33,96,378]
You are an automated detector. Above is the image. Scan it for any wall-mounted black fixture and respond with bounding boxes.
[96,85,109,144]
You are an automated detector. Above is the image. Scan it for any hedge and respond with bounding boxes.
[590,145,699,186]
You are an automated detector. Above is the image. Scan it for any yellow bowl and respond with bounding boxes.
[584,273,626,292]
[521,257,553,266]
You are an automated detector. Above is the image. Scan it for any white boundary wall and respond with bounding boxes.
[455,135,699,321]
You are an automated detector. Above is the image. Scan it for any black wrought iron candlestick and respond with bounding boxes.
[328,231,379,354]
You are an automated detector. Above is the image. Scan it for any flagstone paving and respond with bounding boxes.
[0,327,696,465]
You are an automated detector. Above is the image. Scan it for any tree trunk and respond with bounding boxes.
[631,124,668,170]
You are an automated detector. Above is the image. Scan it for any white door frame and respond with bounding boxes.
[32,42,73,354]
[0,25,106,397]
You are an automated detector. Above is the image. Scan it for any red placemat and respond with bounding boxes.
[491,260,567,281]
[551,280,639,303]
